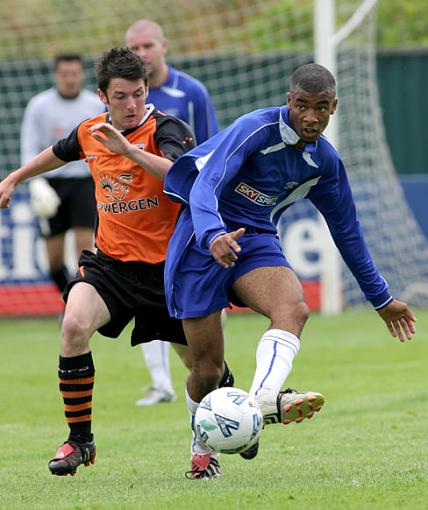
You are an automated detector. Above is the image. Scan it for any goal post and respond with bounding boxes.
[314,0,342,315]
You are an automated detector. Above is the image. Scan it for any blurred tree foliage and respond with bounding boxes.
[377,0,428,47]
[0,0,426,59]
[229,0,428,51]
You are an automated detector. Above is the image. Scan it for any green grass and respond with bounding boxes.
[1,310,427,510]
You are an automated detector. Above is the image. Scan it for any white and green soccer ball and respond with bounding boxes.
[195,387,263,454]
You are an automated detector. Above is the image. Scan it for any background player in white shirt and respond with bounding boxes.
[21,53,104,299]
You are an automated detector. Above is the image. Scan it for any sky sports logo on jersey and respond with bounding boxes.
[235,182,278,206]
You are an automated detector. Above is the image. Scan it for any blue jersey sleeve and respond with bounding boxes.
[309,157,392,308]
[189,117,269,249]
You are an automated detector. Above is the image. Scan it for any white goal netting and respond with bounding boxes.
[333,2,428,306]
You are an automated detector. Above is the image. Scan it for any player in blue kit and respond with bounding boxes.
[164,63,417,479]
[126,19,221,406]
[126,19,219,145]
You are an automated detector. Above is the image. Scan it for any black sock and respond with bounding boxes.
[219,360,235,388]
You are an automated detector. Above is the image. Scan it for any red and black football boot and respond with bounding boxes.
[48,435,96,476]
[185,453,221,480]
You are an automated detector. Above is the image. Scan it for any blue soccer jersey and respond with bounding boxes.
[147,65,219,144]
[164,105,392,311]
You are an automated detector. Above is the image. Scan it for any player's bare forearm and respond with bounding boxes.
[0,147,65,208]
[376,299,416,342]
[124,144,172,180]
[209,228,245,268]
[89,122,172,180]
[0,177,15,208]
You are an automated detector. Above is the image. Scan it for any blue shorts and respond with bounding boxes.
[167,230,290,319]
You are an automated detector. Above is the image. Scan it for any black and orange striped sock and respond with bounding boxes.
[58,352,95,444]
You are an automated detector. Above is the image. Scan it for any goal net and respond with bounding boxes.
[0,0,427,315]
[332,1,428,307]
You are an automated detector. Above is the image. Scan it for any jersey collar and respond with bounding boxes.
[279,106,317,153]
[106,104,155,136]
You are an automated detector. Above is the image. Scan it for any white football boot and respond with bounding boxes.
[255,388,324,426]
[135,386,177,406]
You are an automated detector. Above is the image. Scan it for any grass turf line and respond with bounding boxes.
[0,309,427,509]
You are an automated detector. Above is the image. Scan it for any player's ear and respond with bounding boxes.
[162,37,168,56]
[331,97,338,115]
[286,92,292,106]
[97,88,108,106]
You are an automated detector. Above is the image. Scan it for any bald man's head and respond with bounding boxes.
[126,19,164,43]
[125,19,169,87]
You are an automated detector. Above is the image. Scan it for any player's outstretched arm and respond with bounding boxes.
[376,299,416,342]
[0,146,64,209]
[209,228,246,268]
[89,122,172,180]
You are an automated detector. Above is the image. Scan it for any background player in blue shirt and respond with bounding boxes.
[163,63,416,479]
[126,19,220,406]
[126,19,219,145]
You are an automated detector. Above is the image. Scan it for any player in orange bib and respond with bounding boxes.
[0,48,234,476]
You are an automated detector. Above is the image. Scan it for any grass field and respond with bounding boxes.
[1,309,427,510]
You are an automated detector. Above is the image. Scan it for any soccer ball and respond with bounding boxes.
[195,387,263,454]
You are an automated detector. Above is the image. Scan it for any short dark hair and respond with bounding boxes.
[95,47,148,95]
[53,53,84,70]
[290,63,336,97]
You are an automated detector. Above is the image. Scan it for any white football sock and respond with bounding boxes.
[141,340,174,394]
[249,329,300,397]
[185,386,213,455]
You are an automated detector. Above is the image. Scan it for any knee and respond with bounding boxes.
[61,312,90,352]
[294,300,310,327]
[271,299,310,334]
